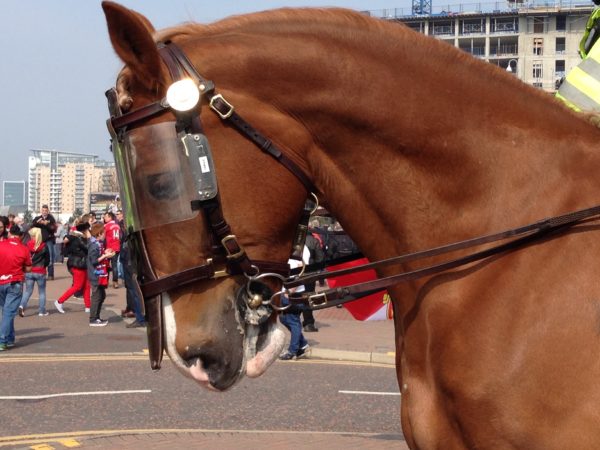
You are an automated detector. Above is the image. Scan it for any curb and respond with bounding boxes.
[2,350,396,365]
[309,348,395,365]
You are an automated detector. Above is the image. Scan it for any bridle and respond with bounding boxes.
[107,40,600,371]
[106,41,318,370]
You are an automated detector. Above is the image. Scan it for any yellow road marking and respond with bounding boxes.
[0,429,393,447]
[57,439,80,448]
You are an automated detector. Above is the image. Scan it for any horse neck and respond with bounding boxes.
[232,21,600,262]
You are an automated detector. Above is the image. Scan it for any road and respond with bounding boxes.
[0,264,407,448]
[0,355,406,449]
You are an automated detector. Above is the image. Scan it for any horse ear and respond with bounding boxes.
[102,1,164,89]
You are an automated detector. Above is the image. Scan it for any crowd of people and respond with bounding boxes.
[0,205,146,351]
[1,206,360,357]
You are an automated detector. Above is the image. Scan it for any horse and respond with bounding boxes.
[102,2,600,448]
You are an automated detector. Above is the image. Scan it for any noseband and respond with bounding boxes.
[107,41,317,370]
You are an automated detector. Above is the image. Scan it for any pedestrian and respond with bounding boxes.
[279,247,310,360]
[18,227,50,317]
[31,205,57,280]
[103,211,121,289]
[54,220,67,264]
[56,222,91,313]
[116,210,135,318]
[87,222,115,327]
[302,234,323,332]
[118,213,146,328]
[0,225,32,350]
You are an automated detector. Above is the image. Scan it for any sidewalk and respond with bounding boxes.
[12,263,396,365]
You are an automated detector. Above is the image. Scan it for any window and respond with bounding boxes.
[533,61,543,79]
[533,38,543,56]
[527,17,547,34]
[533,17,545,33]
[431,20,454,36]
[493,18,518,33]
[555,60,565,79]
[556,15,566,31]
[556,37,565,54]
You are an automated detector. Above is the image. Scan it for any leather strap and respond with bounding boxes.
[140,259,290,298]
[111,101,169,131]
[210,96,317,194]
[130,231,164,370]
[286,203,600,291]
[286,205,600,309]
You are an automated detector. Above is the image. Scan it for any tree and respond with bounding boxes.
[104,170,120,193]
[68,208,83,225]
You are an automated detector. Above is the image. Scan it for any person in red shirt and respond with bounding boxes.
[0,225,32,350]
[103,211,121,289]
[56,222,91,314]
[18,227,50,317]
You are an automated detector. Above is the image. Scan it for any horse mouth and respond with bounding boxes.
[245,319,286,378]
[162,292,284,391]
[180,319,284,390]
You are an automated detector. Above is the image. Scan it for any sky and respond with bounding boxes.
[0,0,411,201]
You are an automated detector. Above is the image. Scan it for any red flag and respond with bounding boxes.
[326,258,393,320]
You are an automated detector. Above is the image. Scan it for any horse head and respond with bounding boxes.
[103,1,313,391]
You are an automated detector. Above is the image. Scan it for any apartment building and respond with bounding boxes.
[2,181,26,211]
[28,149,116,216]
[366,1,594,91]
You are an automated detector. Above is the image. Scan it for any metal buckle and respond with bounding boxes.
[221,235,245,259]
[209,94,234,119]
[207,258,229,279]
[308,292,328,308]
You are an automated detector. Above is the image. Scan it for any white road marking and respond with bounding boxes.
[339,390,401,396]
[0,389,151,400]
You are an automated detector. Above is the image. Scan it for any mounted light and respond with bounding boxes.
[166,78,200,112]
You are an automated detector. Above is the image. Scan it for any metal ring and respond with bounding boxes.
[245,272,287,298]
[243,264,260,280]
[293,260,306,279]
[269,288,292,312]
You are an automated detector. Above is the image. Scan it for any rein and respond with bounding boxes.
[286,205,600,309]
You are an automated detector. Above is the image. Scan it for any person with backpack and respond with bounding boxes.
[55,222,91,314]
[18,227,50,317]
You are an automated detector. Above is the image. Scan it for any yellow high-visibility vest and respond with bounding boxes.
[556,8,600,111]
